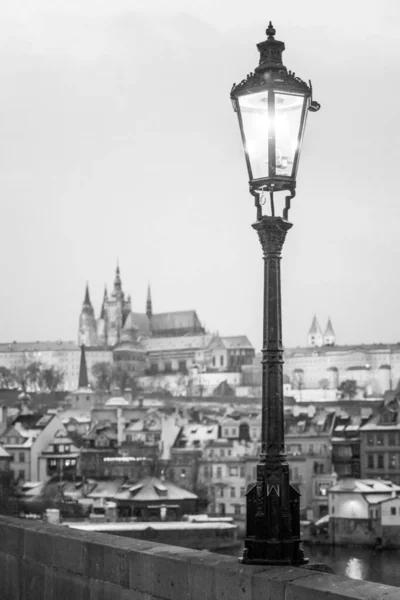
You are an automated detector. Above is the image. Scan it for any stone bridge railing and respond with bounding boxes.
[0,515,399,599]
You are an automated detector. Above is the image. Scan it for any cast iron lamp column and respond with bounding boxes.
[230,23,320,565]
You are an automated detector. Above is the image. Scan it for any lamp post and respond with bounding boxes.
[230,23,320,565]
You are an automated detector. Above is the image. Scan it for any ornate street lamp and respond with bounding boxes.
[231,23,320,565]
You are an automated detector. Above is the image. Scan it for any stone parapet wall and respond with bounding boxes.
[0,515,399,599]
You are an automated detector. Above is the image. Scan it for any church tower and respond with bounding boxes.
[103,263,131,346]
[323,317,336,346]
[78,284,97,347]
[146,284,153,320]
[97,285,108,346]
[308,315,323,347]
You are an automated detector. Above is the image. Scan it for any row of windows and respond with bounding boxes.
[203,465,246,479]
[366,453,400,469]
[7,452,26,462]
[48,458,76,467]
[213,486,246,498]
[366,432,400,447]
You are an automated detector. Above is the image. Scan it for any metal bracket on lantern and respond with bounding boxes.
[283,187,296,221]
[250,185,276,221]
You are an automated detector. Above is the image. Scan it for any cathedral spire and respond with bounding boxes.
[114,261,122,294]
[83,282,92,307]
[78,344,89,388]
[323,317,336,346]
[308,315,323,347]
[146,283,153,319]
[100,285,107,319]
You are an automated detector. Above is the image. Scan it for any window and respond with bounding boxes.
[240,487,246,497]
[389,454,397,470]
[230,487,236,498]
[367,433,375,446]
[218,488,224,497]
[229,467,238,477]
[18,452,25,463]
[204,467,209,478]
[217,467,222,478]
[220,449,225,458]
[180,469,186,479]
[240,466,245,478]
[367,455,374,469]
[126,434,132,442]
[376,433,384,446]
[212,357,216,367]
[309,444,314,454]
[377,454,384,469]
[220,356,224,367]
[391,507,396,516]
[234,505,241,515]
[224,429,229,437]
[389,432,397,446]
[19,470,25,480]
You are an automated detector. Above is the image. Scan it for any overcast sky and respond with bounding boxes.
[0,0,399,350]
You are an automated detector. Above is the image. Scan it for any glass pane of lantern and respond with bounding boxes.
[274,93,305,177]
[238,91,269,180]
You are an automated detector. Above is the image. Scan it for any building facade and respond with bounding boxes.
[283,316,400,395]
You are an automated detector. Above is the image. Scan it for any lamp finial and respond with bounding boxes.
[266,22,276,39]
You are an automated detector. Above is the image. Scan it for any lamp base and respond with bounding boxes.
[239,538,309,566]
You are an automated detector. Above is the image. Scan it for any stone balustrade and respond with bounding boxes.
[0,515,399,599]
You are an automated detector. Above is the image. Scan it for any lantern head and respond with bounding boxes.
[231,23,320,217]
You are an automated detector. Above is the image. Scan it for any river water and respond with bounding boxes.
[217,544,400,588]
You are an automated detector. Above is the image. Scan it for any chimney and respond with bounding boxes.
[116,408,125,446]
[0,405,7,424]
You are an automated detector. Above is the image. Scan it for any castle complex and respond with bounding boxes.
[79,265,205,348]
[283,316,400,395]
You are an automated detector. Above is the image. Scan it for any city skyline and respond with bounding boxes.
[0,0,399,350]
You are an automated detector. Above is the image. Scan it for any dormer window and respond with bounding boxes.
[382,411,396,425]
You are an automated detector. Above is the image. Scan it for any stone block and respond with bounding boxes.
[101,544,129,587]
[129,544,200,599]
[52,532,87,575]
[0,521,24,556]
[251,566,316,600]
[0,551,22,599]
[128,542,174,593]
[285,572,400,600]
[86,539,105,581]
[24,528,54,566]
[211,556,265,600]
[21,559,46,600]
[51,568,89,600]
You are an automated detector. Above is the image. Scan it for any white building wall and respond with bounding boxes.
[329,492,369,519]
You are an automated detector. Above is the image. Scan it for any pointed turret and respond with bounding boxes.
[100,285,107,319]
[83,282,93,310]
[78,282,97,346]
[323,317,336,346]
[83,282,92,306]
[146,284,153,319]
[308,315,323,347]
[78,344,89,388]
[113,261,122,295]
